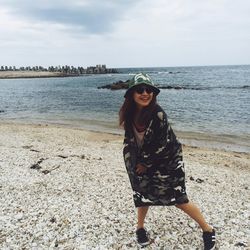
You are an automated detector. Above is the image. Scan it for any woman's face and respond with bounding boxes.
[133,85,154,109]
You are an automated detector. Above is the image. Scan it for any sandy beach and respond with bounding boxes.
[0,122,249,249]
[0,71,66,79]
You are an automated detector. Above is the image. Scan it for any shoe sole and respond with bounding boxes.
[210,245,216,250]
[134,236,151,248]
[137,243,150,248]
[205,243,216,250]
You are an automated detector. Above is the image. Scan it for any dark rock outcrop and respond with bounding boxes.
[98,79,207,91]
[160,86,185,90]
[98,80,130,90]
[98,80,186,91]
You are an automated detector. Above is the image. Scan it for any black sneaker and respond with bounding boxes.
[203,228,216,250]
[136,228,150,247]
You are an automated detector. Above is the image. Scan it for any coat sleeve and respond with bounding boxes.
[137,110,173,168]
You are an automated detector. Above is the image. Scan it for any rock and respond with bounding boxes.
[196,178,204,183]
[22,145,33,149]
[30,149,40,152]
[54,240,59,247]
[234,242,248,247]
[30,163,41,170]
[98,80,130,90]
[57,155,68,159]
[6,238,12,243]
[50,217,56,223]
[188,222,196,228]
[15,213,24,221]
[42,170,50,174]
[159,85,185,90]
[30,158,45,169]
[98,79,206,91]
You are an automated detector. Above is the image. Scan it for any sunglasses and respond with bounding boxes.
[134,86,153,94]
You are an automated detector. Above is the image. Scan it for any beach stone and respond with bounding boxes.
[6,238,12,243]
[30,163,41,170]
[234,241,248,247]
[188,222,196,229]
[15,213,24,221]
[196,178,204,183]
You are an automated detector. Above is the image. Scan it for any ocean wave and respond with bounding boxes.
[226,85,250,89]
[158,85,250,90]
[157,71,183,74]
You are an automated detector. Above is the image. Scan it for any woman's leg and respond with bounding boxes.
[176,201,213,232]
[137,206,149,229]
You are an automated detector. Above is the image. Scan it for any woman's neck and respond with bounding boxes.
[133,106,145,127]
[136,104,143,111]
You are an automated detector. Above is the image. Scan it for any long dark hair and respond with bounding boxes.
[119,92,157,131]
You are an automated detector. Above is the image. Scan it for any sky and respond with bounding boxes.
[0,0,250,68]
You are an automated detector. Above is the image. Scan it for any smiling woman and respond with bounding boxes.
[119,73,216,249]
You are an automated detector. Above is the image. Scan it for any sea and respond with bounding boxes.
[0,65,250,153]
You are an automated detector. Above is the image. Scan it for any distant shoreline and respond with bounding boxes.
[0,71,72,79]
[0,71,117,79]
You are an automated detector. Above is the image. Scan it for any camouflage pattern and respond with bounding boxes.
[124,73,160,98]
[123,105,189,207]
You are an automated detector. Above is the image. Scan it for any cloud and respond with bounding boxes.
[0,0,138,34]
[0,0,249,67]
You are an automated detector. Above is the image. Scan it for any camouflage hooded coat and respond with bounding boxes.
[123,105,189,207]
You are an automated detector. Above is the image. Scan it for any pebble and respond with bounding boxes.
[188,222,196,229]
[234,241,248,247]
[15,213,24,221]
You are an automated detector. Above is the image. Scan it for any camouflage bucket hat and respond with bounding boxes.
[124,73,160,98]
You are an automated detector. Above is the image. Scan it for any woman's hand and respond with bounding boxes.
[136,163,147,175]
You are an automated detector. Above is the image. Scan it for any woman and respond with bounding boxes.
[119,73,216,249]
